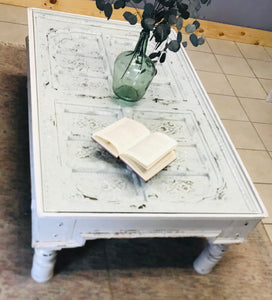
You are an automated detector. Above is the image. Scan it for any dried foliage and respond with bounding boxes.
[95,0,211,62]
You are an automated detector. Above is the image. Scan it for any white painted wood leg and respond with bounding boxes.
[193,243,228,275]
[31,249,57,283]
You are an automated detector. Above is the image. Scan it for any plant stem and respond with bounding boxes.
[121,30,149,79]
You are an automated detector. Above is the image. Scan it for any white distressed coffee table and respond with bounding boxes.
[27,8,267,283]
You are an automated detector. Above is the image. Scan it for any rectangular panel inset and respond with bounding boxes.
[30,9,265,215]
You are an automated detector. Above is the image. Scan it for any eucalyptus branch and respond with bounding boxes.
[94,0,211,63]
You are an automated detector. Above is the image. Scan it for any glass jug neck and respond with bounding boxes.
[134,30,150,56]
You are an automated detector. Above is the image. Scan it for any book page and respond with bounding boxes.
[92,118,150,157]
[121,150,176,181]
[120,132,177,169]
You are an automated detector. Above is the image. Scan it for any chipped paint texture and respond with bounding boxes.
[28,9,266,216]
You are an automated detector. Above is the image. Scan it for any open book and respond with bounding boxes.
[92,118,177,181]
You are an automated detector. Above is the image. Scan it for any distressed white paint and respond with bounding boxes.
[27,9,267,280]
[31,249,57,283]
[193,243,229,275]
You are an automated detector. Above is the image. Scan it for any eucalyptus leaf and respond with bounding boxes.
[193,20,200,29]
[185,24,196,33]
[180,10,190,19]
[177,31,182,43]
[169,8,178,16]
[160,52,166,63]
[200,0,209,4]
[164,0,175,8]
[182,41,188,48]
[132,0,143,3]
[123,11,137,25]
[143,3,154,17]
[168,15,177,25]
[154,23,170,43]
[176,16,183,30]
[96,0,105,11]
[190,33,198,47]
[104,3,113,19]
[114,0,125,9]
[177,3,188,13]
[143,18,155,30]
[168,40,180,52]
[149,52,160,59]
[198,36,205,45]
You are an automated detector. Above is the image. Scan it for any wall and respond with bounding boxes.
[198,0,272,31]
[0,0,271,46]
[134,0,272,31]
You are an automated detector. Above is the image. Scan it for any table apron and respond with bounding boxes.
[32,215,260,249]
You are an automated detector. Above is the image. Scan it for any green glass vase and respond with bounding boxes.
[112,30,157,102]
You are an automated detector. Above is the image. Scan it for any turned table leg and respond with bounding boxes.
[193,243,228,275]
[31,248,57,283]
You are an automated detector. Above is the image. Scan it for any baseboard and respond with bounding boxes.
[1,0,272,47]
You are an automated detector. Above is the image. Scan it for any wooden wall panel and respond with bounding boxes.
[1,0,272,47]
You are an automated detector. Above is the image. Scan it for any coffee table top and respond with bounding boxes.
[28,8,266,217]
